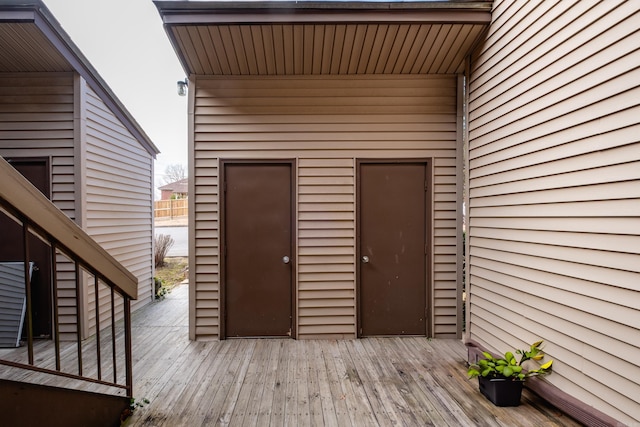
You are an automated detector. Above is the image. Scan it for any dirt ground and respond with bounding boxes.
[155,256,188,290]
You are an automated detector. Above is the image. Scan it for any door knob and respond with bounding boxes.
[282,256,290,264]
[361,256,369,263]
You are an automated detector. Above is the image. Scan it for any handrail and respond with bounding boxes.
[0,157,137,299]
[0,155,136,397]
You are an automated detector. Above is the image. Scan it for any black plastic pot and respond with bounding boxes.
[478,376,524,407]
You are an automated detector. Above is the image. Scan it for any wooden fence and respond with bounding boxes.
[154,198,187,219]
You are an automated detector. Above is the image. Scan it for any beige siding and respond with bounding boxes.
[298,158,355,338]
[192,75,460,340]
[0,73,76,216]
[83,85,154,335]
[467,0,640,424]
[0,73,79,339]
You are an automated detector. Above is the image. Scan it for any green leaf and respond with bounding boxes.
[505,352,516,365]
[503,366,513,377]
[482,352,493,359]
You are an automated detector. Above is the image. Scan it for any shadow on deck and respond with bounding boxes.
[123,284,579,426]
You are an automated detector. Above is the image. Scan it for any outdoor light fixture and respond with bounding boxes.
[177,78,188,96]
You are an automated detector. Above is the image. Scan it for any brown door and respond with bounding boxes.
[222,162,293,338]
[358,161,429,336]
[0,158,52,338]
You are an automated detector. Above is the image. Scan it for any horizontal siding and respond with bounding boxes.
[0,73,78,340]
[467,0,640,424]
[0,262,27,347]
[298,158,355,337]
[193,75,460,340]
[84,86,154,335]
[192,157,219,340]
[53,254,80,337]
[0,73,75,217]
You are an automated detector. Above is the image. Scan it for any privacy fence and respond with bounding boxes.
[154,198,187,219]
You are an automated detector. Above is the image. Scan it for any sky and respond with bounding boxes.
[43,0,188,198]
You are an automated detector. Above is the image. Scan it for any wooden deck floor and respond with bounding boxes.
[1,284,581,426]
[122,284,580,427]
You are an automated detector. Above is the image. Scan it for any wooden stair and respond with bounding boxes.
[0,379,130,427]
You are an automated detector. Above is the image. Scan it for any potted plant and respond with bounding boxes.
[467,340,553,407]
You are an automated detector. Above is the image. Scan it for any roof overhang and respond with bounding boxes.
[155,0,492,76]
[0,0,159,157]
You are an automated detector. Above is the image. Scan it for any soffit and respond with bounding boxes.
[0,22,72,72]
[157,1,493,76]
[170,22,487,75]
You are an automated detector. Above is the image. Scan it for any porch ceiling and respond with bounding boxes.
[156,1,493,76]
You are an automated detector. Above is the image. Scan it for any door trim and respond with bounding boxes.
[4,157,53,338]
[219,159,297,340]
[355,158,433,338]
[6,157,51,199]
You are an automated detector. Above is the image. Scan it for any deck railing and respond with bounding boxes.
[0,157,137,397]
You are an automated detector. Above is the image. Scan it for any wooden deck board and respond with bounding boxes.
[332,340,380,426]
[284,340,300,425]
[372,338,444,426]
[237,339,268,426]
[219,340,256,425]
[320,341,359,425]
[347,339,405,426]
[1,284,582,426]
[270,339,290,425]
[254,340,280,425]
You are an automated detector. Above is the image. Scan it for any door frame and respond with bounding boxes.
[219,159,297,339]
[4,157,53,338]
[6,157,51,198]
[355,158,433,338]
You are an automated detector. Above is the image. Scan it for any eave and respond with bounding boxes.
[155,0,492,76]
[0,0,160,157]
